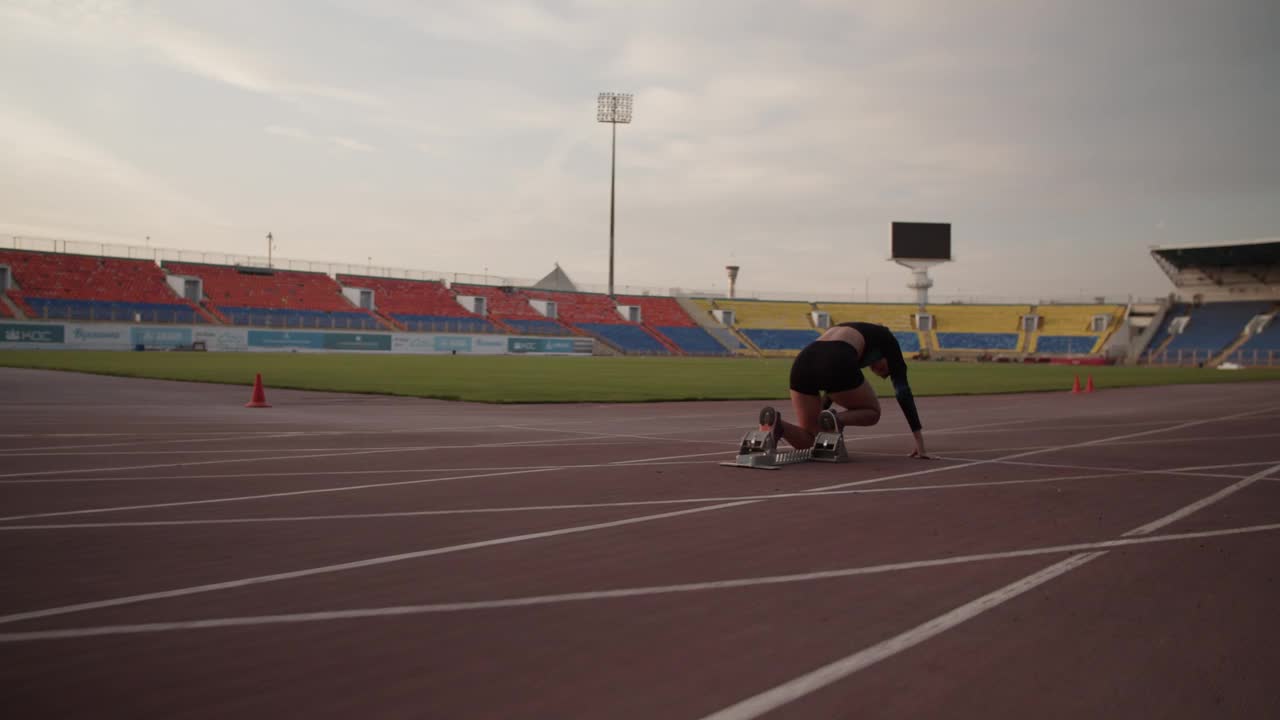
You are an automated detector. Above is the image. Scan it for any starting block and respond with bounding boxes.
[720,427,849,470]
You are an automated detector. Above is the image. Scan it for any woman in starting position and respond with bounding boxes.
[759,321,928,458]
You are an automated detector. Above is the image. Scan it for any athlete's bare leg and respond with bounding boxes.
[827,381,881,428]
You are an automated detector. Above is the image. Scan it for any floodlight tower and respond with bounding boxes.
[726,265,740,298]
[597,92,633,297]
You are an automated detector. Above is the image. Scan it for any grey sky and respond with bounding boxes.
[1,0,1276,301]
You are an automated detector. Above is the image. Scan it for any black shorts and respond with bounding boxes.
[789,340,865,395]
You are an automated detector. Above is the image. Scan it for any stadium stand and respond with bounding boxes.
[336,275,496,333]
[576,322,669,354]
[816,302,923,352]
[928,304,1029,351]
[522,289,672,354]
[1162,301,1273,356]
[1142,303,1188,360]
[617,295,727,355]
[1030,304,1125,355]
[1,249,208,323]
[706,299,817,351]
[1233,314,1280,360]
[0,299,11,318]
[451,284,574,336]
[712,299,813,329]
[165,261,382,329]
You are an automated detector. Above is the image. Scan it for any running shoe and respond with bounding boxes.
[758,405,784,441]
[819,408,842,434]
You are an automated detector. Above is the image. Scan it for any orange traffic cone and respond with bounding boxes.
[1071,375,1082,394]
[1085,375,1095,393]
[245,373,271,408]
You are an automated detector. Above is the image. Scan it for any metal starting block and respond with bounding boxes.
[720,428,849,470]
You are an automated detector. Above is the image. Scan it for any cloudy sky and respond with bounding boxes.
[1,0,1276,301]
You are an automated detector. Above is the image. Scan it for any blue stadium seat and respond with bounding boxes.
[894,332,921,352]
[576,323,670,354]
[1143,304,1188,356]
[392,314,496,333]
[220,307,380,330]
[1035,335,1098,354]
[935,332,1018,350]
[503,318,572,336]
[741,328,819,350]
[1164,301,1272,355]
[25,298,203,324]
[658,326,729,355]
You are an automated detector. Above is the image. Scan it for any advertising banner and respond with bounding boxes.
[0,323,64,344]
[0,322,590,356]
[131,327,193,348]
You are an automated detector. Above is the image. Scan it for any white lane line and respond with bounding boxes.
[4,523,1279,643]
[0,460,714,486]
[698,552,1109,720]
[2,404,1269,629]
[0,432,313,455]
[807,405,1280,493]
[0,464,1249,531]
[0,501,758,627]
[0,454,733,523]
[0,432,645,480]
[1124,462,1280,537]
[694,459,1280,720]
[0,466,564,523]
[912,455,1248,480]
[874,431,1280,459]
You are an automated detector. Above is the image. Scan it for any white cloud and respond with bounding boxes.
[264,126,376,152]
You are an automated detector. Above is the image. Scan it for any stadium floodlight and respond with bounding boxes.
[597,92,633,297]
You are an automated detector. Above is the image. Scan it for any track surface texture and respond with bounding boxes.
[2,367,1280,719]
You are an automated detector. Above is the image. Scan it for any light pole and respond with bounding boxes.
[267,232,274,268]
[597,92,633,298]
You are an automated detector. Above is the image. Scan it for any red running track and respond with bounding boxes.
[1,368,1279,718]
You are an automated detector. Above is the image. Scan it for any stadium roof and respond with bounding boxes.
[1150,238,1280,269]
[1151,238,1280,288]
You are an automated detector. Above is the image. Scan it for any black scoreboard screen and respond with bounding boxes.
[891,222,951,260]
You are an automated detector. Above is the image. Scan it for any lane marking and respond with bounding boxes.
[695,459,1280,720]
[807,405,1280,493]
[698,553,1109,720]
[2,403,1272,632]
[0,464,1249,531]
[0,501,757,627]
[0,432,652,480]
[3,522,1278,643]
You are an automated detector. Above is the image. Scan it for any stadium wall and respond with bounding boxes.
[0,321,593,356]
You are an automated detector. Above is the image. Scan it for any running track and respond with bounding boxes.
[1,368,1279,718]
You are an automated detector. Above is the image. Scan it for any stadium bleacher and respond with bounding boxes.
[936,332,1020,351]
[1,249,208,323]
[1162,301,1273,356]
[1034,335,1099,354]
[166,262,382,329]
[740,328,820,350]
[336,275,497,333]
[451,284,575,336]
[711,299,813,329]
[1028,304,1126,355]
[928,305,1028,351]
[617,295,727,355]
[519,290,671,354]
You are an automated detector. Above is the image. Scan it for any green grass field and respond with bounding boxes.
[2,350,1279,403]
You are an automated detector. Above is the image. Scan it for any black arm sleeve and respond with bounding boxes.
[891,371,923,433]
[880,331,923,433]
